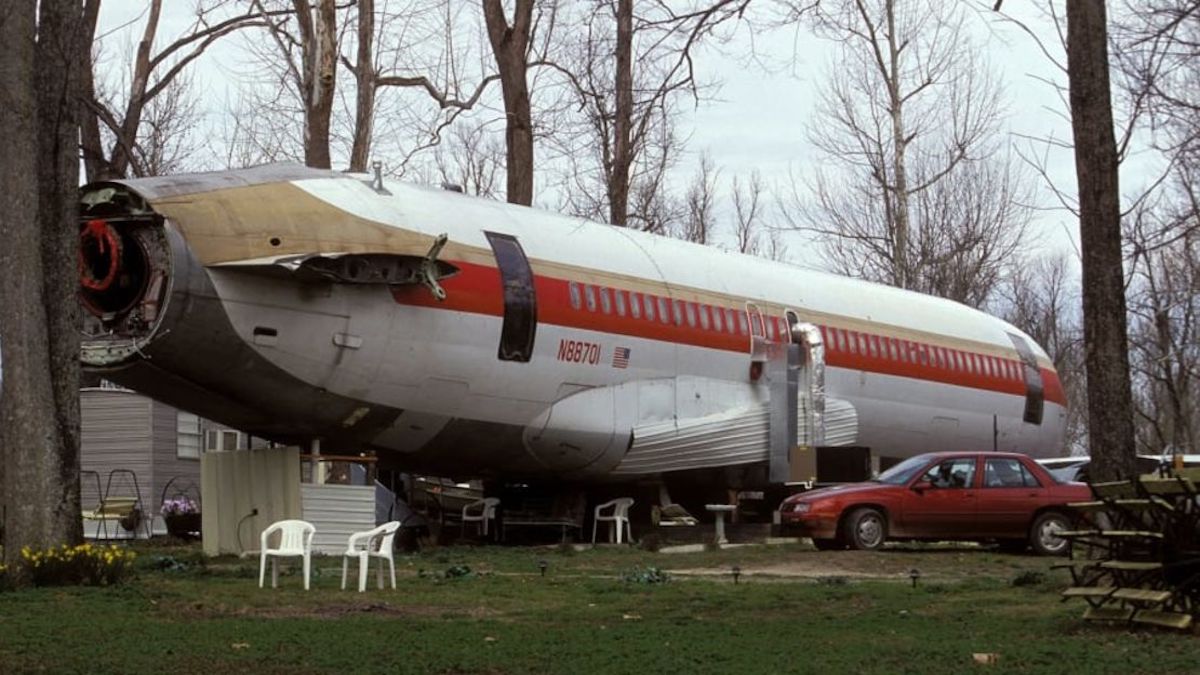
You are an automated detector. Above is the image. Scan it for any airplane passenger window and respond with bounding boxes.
[888,339,898,361]
[643,294,654,321]
[686,302,697,327]
[856,334,866,355]
[673,300,685,326]
[847,331,858,354]
[584,284,597,312]
[968,354,978,373]
[726,309,737,333]
[701,305,713,330]
[659,297,671,324]
[918,345,928,365]
[614,290,626,316]
[767,317,777,340]
[630,292,641,319]
[738,312,749,335]
[826,328,837,350]
[712,306,724,332]
[869,335,879,358]
[569,282,582,310]
[953,351,963,371]
[898,341,908,362]
[599,287,612,314]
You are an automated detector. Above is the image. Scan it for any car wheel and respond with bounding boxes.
[812,538,844,551]
[844,507,887,550]
[1030,511,1071,556]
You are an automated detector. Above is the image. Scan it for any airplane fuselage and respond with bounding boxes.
[78,165,1066,484]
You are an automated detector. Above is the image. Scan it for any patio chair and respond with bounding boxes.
[259,519,316,590]
[342,521,401,592]
[462,498,500,538]
[593,498,634,544]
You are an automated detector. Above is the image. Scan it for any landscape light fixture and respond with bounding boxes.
[731,565,741,585]
[909,568,921,588]
[538,559,548,577]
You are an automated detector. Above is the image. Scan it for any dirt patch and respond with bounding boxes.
[666,547,1052,582]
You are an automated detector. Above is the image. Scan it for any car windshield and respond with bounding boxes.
[875,454,934,485]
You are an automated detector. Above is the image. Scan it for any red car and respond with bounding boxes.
[778,451,1092,555]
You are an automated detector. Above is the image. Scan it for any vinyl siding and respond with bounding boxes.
[80,390,155,513]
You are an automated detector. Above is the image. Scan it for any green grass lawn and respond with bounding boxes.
[0,542,1196,674]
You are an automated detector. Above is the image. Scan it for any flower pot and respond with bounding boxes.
[164,513,202,539]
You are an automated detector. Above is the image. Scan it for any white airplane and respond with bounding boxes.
[78,164,1065,503]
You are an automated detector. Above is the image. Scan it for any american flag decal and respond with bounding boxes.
[612,346,631,369]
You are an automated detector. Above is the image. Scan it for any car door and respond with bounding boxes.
[899,456,980,538]
[975,457,1045,538]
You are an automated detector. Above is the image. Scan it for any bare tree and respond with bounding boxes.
[1124,172,1200,456]
[0,0,86,576]
[994,255,1088,454]
[552,0,750,227]
[1066,0,1137,480]
[82,0,286,179]
[1116,1,1200,168]
[433,119,505,198]
[791,0,1032,307]
[679,152,719,244]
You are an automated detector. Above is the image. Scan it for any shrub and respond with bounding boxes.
[622,566,670,584]
[20,543,136,587]
[1010,570,1047,587]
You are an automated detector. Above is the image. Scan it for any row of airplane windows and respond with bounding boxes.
[566,282,1024,382]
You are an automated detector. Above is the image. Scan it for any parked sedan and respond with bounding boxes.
[778,452,1093,555]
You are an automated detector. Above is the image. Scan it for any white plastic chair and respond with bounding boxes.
[461,498,500,538]
[342,521,401,592]
[593,498,634,544]
[259,519,316,590]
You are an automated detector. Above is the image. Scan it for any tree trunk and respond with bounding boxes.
[109,0,162,178]
[80,0,109,182]
[483,0,535,206]
[304,0,337,169]
[885,0,910,290]
[0,0,85,575]
[610,0,634,226]
[1066,0,1137,481]
[348,0,375,173]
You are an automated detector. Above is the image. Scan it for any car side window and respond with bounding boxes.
[984,458,1029,488]
[921,458,976,489]
[1019,462,1042,488]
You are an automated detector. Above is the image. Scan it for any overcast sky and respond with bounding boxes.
[93,2,1162,270]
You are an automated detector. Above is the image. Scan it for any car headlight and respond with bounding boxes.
[789,502,811,514]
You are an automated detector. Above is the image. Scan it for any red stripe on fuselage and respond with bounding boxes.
[389,260,1066,406]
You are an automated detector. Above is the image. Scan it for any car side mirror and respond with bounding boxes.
[911,481,932,493]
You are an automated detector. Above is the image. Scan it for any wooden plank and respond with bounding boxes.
[1131,610,1193,630]
[1111,588,1172,603]
[1062,586,1117,598]
[1100,561,1163,572]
